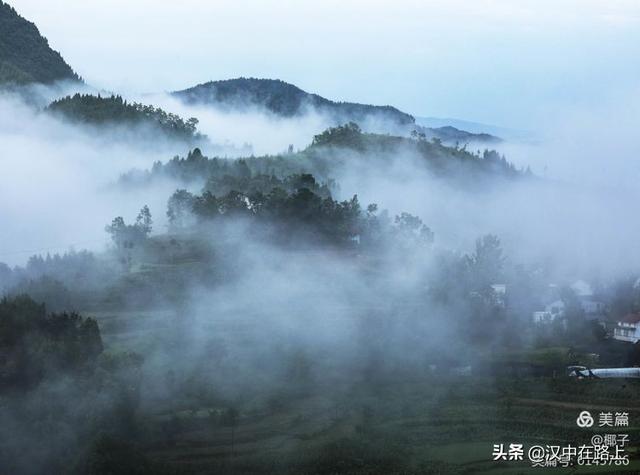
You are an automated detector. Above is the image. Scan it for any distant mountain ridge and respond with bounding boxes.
[173,78,501,143]
[0,1,79,84]
[417,116,529,142]
[173,78,415,126]
[426,126,500,144]
[0,2,502,145]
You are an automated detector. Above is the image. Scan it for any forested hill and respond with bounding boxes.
[120,123,524,191]
[173,78,415,126]
[172,78,501,143]
[47,94,205,143]
[292,123,518,179]
[429,125,500,144]
[0,1,80,84]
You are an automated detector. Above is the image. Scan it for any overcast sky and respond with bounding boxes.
[10,0,640,129]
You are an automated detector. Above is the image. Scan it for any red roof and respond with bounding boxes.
[620,313,640,324]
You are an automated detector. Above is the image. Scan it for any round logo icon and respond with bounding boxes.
[576,410,594,428]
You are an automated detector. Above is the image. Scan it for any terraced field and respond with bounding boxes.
[76,307,640,474]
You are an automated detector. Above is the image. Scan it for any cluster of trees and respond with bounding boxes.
[5,275,73,312]
[47,94,203,142]
[106,206,153,246]
[423,235,510,344]
[105,205,153,269]
[608,276,640,318]
[0,294,149,474]
[311,123,522,179]
[0,295,102,390]
[166,175,433,249]
[119,123,522,196]
[202,171,333,200]
[0,250,119,312]
[168,185,362,245]
[480,149,529,176]
[414,125,501,145]
[21,250,99,278]
[119,147,316,188]
[0,1,80,84]
[312,121,366,149]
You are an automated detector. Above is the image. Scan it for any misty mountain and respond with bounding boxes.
[120,123,522,194]
[417,116,530,142]
[47,93,207,145]
[0,1,80,85]
[425,125,500,144]
[305,123,514,182]
[173,77,415,126]
[2,3,640,472]
[173,77,501,144]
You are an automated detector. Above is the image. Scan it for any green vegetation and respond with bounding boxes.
[0,295,102,389]
[1,4,634,475]
[1,178,639,474]
[120,124,520,193]
[0,1,79,84]
[0,296,149,474]
[164,174,434,250]
[172,78,501,143]
[47,94,205,143]
[1,110,635,473]
[0,15,632,473]
[423,125,501,144]
[173,77,415,126]
[309,123,515,177]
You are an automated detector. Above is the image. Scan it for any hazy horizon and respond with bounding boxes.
[7,0,640,131]
[3,3,640,474]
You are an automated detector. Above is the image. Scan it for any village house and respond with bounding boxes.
[571,280,606,317]
[613,313,640,343]
[532,299,565,324]
[491,284,507,307]
[532,280,606,325]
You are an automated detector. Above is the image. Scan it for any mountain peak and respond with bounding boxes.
[0,1,80,85]
[173,77,415,126]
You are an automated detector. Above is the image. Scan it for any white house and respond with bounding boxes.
[571,280,606,317]
[532,311,554,324]
[613,314,640,343]
[533,280,606,325]
[532,299,565,325]
[491,284,507,307]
